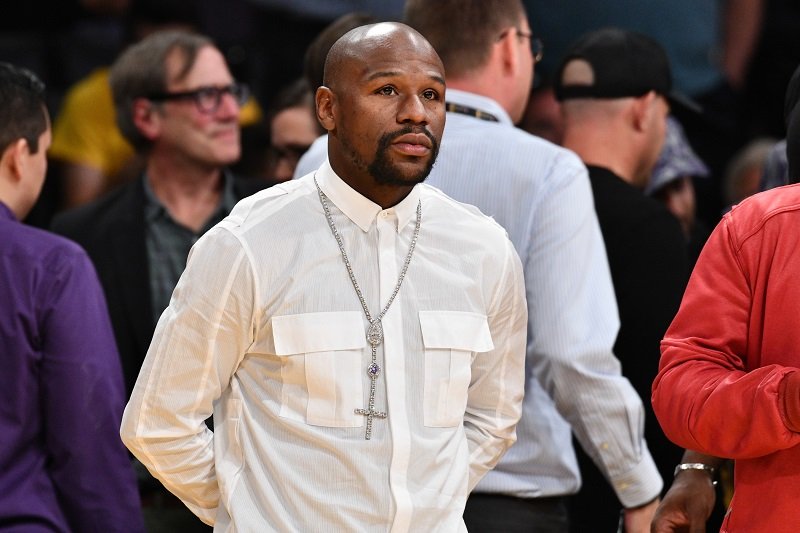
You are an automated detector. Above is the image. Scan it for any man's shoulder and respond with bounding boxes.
[590,169,663,214]
[728,184,800,228]
[589,168,683,242]
[3,220,91,274]
[441,121,586,182]
[420,184,510,239]
[719,184,800,253]
[51,179,141,238]
[222,179,311,235]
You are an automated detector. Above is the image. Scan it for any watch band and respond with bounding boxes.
[674,462,718,485]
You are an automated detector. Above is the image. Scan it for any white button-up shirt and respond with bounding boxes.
[121,160,527,532]
[296,90,663,508]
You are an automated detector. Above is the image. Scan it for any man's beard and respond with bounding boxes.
[368,126,440,187]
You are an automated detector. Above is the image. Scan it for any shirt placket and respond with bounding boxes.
[377,209,413,532]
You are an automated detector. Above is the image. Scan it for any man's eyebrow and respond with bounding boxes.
[365,71,446,87]
[429,74,446,86]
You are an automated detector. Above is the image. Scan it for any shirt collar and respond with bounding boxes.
[0,201,16,222]
[445,88,514,126]
[314,159,422,234]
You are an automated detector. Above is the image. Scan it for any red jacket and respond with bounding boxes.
[653,184,800,532]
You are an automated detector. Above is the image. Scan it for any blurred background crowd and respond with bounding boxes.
[4,0,799,233]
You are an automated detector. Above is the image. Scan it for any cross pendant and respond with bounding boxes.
[355,361,386,439]
[355,404,387,440]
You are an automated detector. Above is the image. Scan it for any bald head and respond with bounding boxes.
[323,22,444,91]
[314,21,446,207]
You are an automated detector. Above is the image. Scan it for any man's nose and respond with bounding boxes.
[397,94,428,125]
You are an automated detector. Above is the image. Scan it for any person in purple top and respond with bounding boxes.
[0,62,143,532]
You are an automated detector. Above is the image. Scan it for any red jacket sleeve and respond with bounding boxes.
[652,213,800,459]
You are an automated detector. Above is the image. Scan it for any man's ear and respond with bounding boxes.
[1,139,30,183]
[496,28,520,78]
[132,98,161,140]
[315,86,336,132]
[631,91,658,133]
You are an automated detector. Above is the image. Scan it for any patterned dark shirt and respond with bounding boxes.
[143,171,238,323]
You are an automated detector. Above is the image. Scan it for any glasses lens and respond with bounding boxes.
[195,87,221,113]
[192,84,248,113]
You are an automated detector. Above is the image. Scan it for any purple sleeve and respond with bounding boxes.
[39,246,144,532]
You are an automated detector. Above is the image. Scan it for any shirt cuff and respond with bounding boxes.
[609,446,664,508]
[779,370,800,432]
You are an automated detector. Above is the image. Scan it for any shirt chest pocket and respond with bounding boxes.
[272,311,365,427]
[419,311,494,428]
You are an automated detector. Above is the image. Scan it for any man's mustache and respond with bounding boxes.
[381,126,438,151]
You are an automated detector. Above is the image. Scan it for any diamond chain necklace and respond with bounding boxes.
[314,177,421,439]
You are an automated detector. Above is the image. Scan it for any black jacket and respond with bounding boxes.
[51,174,264,396]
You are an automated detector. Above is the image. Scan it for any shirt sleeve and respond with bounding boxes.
[463,237,527,491]
[652,213,800,458]
[527,161,662,507]
[120,226,256,525]
[40,245,144,532]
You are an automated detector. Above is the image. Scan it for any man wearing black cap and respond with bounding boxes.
[555,27,691,532]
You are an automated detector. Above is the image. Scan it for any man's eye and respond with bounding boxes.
[422,90,439,100]
[378,86,397,96]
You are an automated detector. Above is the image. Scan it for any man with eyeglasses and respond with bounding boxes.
[51,30,264,532]
[402,2,662,532]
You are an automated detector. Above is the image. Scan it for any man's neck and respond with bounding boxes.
[447,62,515,120]
[562,129,638,186]
[447,76,511,117]
[145,156,225,232]
[327,150,415,210]
[343,179,414,210]
[0,185,21,220]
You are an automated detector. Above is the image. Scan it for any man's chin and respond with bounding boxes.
[370,160,434,187]
[373,171,429,187]
[211,150,241,168]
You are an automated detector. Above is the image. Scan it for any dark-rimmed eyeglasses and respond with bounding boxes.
[498,28,544,63]
[147,83,249,114]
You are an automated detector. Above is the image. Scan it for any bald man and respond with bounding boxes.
[120,22,527,531]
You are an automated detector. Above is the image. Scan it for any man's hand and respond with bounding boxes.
[650,470,716,533]
[623,497,659,533]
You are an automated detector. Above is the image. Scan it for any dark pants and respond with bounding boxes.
[464,493,569,533]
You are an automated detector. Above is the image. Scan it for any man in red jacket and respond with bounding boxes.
[652,63,800,532]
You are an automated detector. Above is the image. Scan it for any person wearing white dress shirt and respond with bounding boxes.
[120,21,527,531]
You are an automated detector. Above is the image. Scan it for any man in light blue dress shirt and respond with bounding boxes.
[404,2,662,532]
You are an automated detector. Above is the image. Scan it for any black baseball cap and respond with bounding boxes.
[554,27,701,114]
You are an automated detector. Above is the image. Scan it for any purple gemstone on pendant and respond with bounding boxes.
[367,362,381,378]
